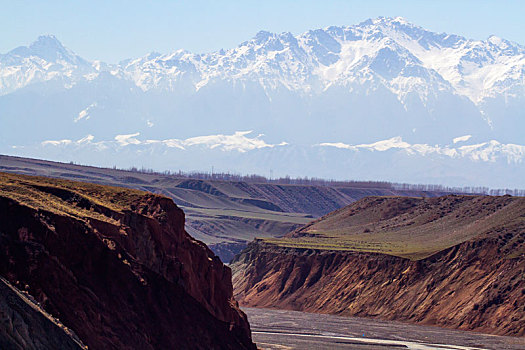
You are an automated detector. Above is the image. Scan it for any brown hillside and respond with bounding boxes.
[269,195,525,260]
[232,195,525,336]
[0,172,256,349]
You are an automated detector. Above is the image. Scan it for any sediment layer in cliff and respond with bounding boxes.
[232,195,525,336]
[0,172,256,349]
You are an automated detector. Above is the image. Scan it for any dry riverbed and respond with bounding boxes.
[243,308,525,350]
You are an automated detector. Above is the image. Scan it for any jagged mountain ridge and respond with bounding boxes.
[2,18,524,106]
[1,17,524,187]
[0,35,92,95]
[120,17,525,107]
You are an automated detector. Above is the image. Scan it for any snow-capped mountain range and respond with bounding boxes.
[1,17,524,187]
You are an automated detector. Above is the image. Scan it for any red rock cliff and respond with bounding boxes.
[0,172,256,349]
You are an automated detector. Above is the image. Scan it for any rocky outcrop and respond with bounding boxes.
[232,196,525,337]
[0,277,86,350]
[0,172,256,349]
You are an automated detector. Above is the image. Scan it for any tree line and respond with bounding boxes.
[121,166,525,197]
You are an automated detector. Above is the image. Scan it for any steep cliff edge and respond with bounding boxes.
[232,195,525,336]
[0,172,255,349]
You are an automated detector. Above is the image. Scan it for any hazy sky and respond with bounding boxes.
[2,0,524,62]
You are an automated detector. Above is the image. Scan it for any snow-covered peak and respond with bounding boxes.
[320,136,525,164]
[0,34,95,95]
[370,16,414,28]
[6,35,86,65]
[1,18,524,107]
[41,131,289,153]
[253,30,274,44]
[487,35,505,46]
[30,35,67,52]
[352,16,455,48]
[486,35,524,55]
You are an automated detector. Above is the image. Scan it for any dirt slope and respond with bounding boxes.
[232,195,525,336]
[0,172,256,349]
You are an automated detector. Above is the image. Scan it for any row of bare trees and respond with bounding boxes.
[122,166,525,196]
[392,183,525,196]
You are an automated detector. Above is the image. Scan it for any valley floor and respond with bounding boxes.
[243,308,525,350]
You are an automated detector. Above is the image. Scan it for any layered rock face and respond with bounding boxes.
[0,172,255,349]
[232,196,525,336]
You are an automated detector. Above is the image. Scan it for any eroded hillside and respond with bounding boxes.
[232,195,525,336]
